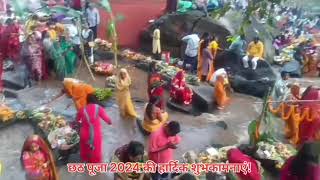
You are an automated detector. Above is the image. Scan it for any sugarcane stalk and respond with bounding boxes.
[76,18,96,81]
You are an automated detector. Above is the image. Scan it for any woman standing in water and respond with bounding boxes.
[116,68,138,121]
[21,135,59,180]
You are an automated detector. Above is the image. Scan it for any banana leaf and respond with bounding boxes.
[248,120,257,146]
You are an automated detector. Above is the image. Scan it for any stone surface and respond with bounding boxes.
[190,84,216,112]
[140,10,231,57]
[3,71,25,90]
[215,51,277,98]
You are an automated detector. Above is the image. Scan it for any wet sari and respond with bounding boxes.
[170,71,193,105]
[21,135,59,180]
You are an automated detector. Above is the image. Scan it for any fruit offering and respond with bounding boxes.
[0,105,15,122]
[91,62,113,76]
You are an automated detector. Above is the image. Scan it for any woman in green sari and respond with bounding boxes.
[50,40,67,80]
[60,36,77,75]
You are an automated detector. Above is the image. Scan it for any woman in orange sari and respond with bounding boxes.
[21,135,59,180]
[63,78,95,110]
[214,75,230,110]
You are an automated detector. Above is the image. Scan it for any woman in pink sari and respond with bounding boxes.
[280,142,320,180]
[21,33,45,81]
[75,94,112,163]
[170,70,193,105]
[21,135,59,180]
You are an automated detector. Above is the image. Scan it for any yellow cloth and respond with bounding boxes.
[48,29,57,41]
[63,80,95,110]
[247,41,264,59]
[116,71,137,120]
[25,20,37,34]
[55,23,65,36]
[152,29,161,54]
[143,112,168,133]
[210,41,219,52]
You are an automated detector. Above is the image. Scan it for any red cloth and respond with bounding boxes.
[148,73,165,110]
[170,71,193,105]
[148,126,181,163]
[76,104,112,163]
[227,148,261,180]
[0,24,20,61]
[280,157,320,180]
[298,88,320,145]
[72,0,82,10]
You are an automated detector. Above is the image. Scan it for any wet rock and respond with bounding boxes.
[167,99,193,114]
[215,51,277,98]
[140,10,231,57]
[190,84,216,112]
[215,121,228,130]
[3,71,25,90]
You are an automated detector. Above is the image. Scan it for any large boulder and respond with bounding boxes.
[140,11,231,57]
[215,51,277,98]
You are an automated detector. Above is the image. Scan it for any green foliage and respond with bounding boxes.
[211,2,231,19]
[248,120,257,146]
[94,88,113,101]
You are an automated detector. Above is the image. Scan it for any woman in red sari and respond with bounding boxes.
[280,142,320,180]
[170,70,193,105]
[75,94,112,163]
[298,86,320,145]
[21,135,59,180]
[0,18,20,62]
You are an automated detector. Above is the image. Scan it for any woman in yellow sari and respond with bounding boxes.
[116,69,137,120]
[63,78,95,110]
[143,102,168,135]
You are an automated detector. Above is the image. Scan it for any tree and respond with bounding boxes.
[212,0,289,36]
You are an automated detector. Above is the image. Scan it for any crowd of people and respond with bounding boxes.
[0,1,101,90]
[272,6,320,77]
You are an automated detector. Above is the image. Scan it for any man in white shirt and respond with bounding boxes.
[86,3,100,39]
[66,19,81,57]
[82,24,94,64]
[182,33,200,72]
